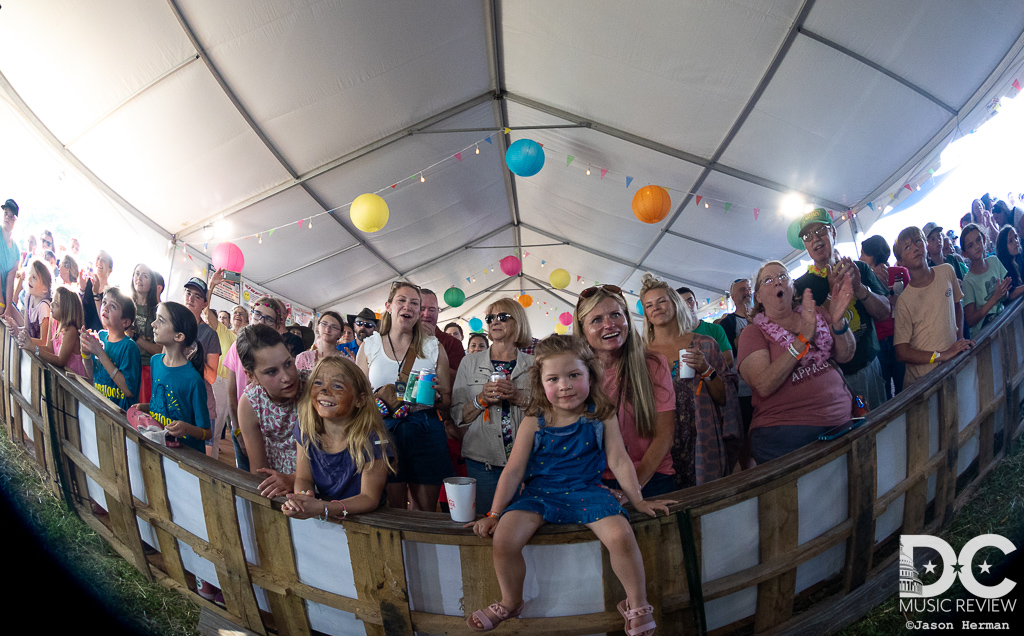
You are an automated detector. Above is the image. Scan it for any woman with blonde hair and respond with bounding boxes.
[574,285,676,498]
[451,297,534,510]
[640,273,741,486]
[357,281,453,510]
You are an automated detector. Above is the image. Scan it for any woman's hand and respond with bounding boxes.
[281,492,318,519]
[681,348,710,375]
[829,271,854,328]
[465,515,499,538]
[797,288,817,341]
[634,499,675,518]
[493,378,517,400]
[256,468,295,498]
[479,381,502,406]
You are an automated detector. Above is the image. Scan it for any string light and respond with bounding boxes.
[258,234,262,244]
[586,166,591,176]
[420,173,425,183]
[308,217,313,229]
[704,201,709,208]
[475,144,480,155]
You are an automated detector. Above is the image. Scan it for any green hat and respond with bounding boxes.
[787,208,832,250]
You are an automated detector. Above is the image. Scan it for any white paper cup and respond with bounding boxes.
[678,349,696,379]
[444,477,477,523]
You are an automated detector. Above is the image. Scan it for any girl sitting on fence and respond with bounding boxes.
[465,335,672,635]
[237,324,307,498]
[281,357,395,520]
[80,288,141,411]
[20,259,53,343]
[17,286,87,377]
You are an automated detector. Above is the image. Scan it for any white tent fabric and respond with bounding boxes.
[2,0,1023,332]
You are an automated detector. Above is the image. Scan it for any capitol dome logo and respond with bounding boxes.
[900,547,923,596]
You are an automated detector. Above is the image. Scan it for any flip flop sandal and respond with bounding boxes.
[617,599,656,636]
[466,602,523,632]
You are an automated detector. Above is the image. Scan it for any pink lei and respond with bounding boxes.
[753,306,833,367]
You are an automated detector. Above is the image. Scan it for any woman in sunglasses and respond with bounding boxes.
[574,285,677,499]
[736,261,856,463]
[357,281,454,511]
[295,311,345,371]
[451,298,534,510]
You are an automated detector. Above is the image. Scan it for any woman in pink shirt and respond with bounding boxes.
[574,285,676,499]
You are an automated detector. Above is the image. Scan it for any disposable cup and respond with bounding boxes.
[444,477,477,523]
[678,349,696,379]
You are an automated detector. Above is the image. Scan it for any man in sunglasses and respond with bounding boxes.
[791,208,890,409]
[346,307,378,347]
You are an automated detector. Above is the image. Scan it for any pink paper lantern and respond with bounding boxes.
[558,312,573,326]
[499,255,522,277]
[212,242,244,273]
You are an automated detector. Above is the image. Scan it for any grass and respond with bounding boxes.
[839,434,1024,635]
[0,426,200,636]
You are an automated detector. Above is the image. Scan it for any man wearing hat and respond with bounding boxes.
[1,199,21,322]
[347,308,378,347]
[183,276,223,449]
[923,222,967,281]
[790,208,891,409]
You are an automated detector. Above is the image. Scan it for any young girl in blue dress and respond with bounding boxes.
[281,356,395,520]
[466,335,672,635]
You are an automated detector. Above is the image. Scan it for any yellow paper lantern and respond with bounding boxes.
[350,193,390,233]
[549,268,570,289]
[631,185,671,224]
[518,294,533,308]
[554,323,568,335]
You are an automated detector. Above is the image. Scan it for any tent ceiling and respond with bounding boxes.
[2,0,1023,332]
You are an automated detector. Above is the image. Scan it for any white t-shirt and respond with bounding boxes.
[362,332,439,390]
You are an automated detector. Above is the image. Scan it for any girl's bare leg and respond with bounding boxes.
[587,515,650,628]
[468,510,544,629]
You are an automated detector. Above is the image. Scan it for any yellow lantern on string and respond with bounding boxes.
[518,294,533,308]
[549,268,570,289]
[350,193,390,233]
[554,323,568,335]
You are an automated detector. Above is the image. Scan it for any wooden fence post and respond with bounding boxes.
[349,527,414,636]
[843,434,877,592]
[251,501,312,636]
[755,480,798,632]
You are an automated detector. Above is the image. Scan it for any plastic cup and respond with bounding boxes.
[444,477,476,522]
[678,349,696,379]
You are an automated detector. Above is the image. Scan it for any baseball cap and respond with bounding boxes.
[184,276,208,296]
[922,222,943,238]
[787,208,833,250]
[1,199,18,216]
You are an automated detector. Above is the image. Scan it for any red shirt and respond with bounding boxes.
[434,327,465,384]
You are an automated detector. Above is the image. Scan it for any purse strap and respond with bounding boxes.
[397,342,416,386]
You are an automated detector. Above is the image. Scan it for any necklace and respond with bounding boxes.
[386,332,410,363]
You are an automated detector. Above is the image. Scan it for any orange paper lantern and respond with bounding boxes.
[518,294,533,308]
[631,185,672,224]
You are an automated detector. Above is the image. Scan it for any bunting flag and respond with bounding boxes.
[904,183,913,191]
[626,176,634,188]
[268,229,275,237]
[1014,79,1022,91]
[467,277,471,283]
[298,220,304,229]
[866,202,874,211]
[391,183,397,188]
[567,155,575,167]
[753,208,759,220]
[600,168,608,179]
[485,137,492,144]
[455,152,462,162]
[889,193,896,199]
[503,127,511,135]
[524,251,531,258]
[695,196,702,207]
[723,202,732,213]
[577,275,583,282]
[827,210,835,221]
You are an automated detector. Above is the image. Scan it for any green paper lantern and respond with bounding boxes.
[444,287,466,308]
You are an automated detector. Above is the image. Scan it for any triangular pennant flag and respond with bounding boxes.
[524,251,530,258]
[503,127,511,135]
[455,152,462,162]
[269,229,275,237]
[723,202,732,213]
[577,275,582,282]
[827,210,835,221]
[600,168,608,179]
[695,196,703,207]
[484,136,492,144]
[889,193,896,200]
[299,220,304,229]
[203,243,208,252]
[538,143,543,148]
[1014,79,1022,91]
[467,277,471,283]
[866,202,874,211]
[626,176,634,188]
[904,183,913,191]
[753,208,760,220]
[567,155,575,167]
[391,183,397,188]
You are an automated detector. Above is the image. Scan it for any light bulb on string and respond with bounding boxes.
[308,217,313,229]
[420,173,425,183]
[475,145,480,155]
[586,166,591,176]
[704,201,709,208]
[258,234,262,244]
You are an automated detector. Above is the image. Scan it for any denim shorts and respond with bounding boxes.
[385,409,455,485]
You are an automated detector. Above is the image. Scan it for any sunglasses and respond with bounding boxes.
[485,312,513,325]
[354,320,376,328]
[577,284,623,308]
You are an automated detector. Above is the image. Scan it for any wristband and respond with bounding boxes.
[35,345,40,356]
[331,500,348,519]
[832,320,849,335]
[930,351,940,364]
[796,334,809,347]
[475,393,488,410]
[320,504,329,523]
[485,511,502,519]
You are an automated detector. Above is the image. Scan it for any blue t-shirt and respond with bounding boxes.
[149,353,211,453]
[0,235,20,307]
[293,426,391,501]
[92,331,141,411]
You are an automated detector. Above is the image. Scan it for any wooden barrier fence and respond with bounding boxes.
[1,301,1022,635]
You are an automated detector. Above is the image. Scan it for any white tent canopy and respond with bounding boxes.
[2,0,1023,331]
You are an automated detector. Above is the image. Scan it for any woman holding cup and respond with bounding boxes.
[640,274,741,487]
[575,285,677,499]
[451,298,534,511]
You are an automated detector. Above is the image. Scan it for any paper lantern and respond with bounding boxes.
[636,300,644,315]
[500,255,522,277]
[443,287,466,308]
[631,185,671,224]
[558,312,573,326]
[554,323,568,335]
[350,193,390,233]
[549,268,570,289]
[212,242,244,273]
[469,317,484,332]
[505,139,545,177]
[518,294,533,308]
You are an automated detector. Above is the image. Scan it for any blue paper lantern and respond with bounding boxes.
[505,139,545,177]
[469,317,484,332]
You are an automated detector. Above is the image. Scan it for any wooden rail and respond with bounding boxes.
[2,302,1021,636]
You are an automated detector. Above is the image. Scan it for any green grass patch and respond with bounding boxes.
[0,427,200,636]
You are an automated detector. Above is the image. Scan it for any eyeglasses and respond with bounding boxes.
[252,310,277,325]
[485,312,513,324]
[760,272,790,287]
[318,320,341,332]
[800,226,831,242]
[354,320,375,329]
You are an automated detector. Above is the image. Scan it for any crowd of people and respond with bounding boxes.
[1,191,1018,634]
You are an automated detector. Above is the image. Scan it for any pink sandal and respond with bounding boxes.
[467,602,523,632]
[617,599,656,636]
